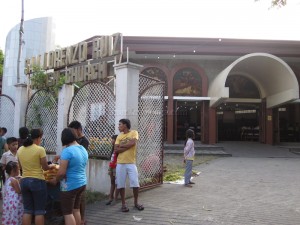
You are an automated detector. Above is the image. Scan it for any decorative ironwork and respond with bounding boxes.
[25,90,58,154]
[68,81,115,158]
[138,76,165,189]
[0,94,15,137]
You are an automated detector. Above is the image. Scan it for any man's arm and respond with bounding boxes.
[114,139,137,154]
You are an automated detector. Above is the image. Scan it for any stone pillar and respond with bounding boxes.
[13,84,28,137]
[114,62,143,132]
[56,84,74,154]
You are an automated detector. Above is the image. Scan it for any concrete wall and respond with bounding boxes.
[47,155,111,194]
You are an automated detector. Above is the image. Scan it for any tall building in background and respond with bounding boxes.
[2,17,55,100]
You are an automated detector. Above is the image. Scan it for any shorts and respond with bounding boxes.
[116,164,140,189]
[108,167,116,177]
[20,178,47,215]
[60,185,86,215]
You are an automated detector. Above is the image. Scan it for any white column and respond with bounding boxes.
[56,84,74,154]
[13,84,28,137]
[114,62,143,132]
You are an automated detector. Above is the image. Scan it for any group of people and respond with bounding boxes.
[0,118,145,225]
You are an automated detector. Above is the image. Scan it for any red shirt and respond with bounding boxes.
[109,151,118,169]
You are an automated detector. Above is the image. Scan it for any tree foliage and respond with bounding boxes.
[255,0,287,7]
[271,0,287,7]
[0,49,4,78]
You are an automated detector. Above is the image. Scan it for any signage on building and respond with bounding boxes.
[25,33,123,86]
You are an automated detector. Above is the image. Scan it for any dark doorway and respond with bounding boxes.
[279,104,300,142]
[175,101,201,142]
[217,103,260,141]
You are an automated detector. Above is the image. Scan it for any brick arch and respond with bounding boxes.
[171,64,208,97]
[141,64,171,96]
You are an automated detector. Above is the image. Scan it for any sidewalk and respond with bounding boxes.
[86,142,300,225]
[1,142,300,224]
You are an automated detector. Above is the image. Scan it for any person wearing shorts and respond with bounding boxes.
[52,128,88,225]
[115,119,144,212]
[105,134,120,205]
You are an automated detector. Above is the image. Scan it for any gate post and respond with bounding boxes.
[56,84,74,154]
[13,84,28,137]
[114,62,143,132]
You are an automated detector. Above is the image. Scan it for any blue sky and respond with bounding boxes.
[1,0,300,51]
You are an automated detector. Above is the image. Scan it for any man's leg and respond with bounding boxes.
[133,187,139,205]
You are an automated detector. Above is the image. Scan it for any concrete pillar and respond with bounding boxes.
[56,84,74,154]
[114,62,143,132]
[13,84,28,137]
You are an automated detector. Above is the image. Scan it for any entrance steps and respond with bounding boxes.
[163,144,231,156]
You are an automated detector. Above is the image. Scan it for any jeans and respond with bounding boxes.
[20,178,47,215]
[184,160,193,185]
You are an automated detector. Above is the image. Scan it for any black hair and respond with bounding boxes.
[184,129,195,146]
[68,121,82,130]
[111,134,118,140]
[6,137,18,145]
[23,128,43,147]
[1,127,7,134]
[19,127,29,139]
[5,161,18,175]
[119,119,131,129]
[61,128,77,146]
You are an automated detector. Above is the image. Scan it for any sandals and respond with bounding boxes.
[121,205,130,212]
[135,204,144,211]
[105,200,113,205]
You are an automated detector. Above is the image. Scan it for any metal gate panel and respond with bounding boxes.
[138,81,165,189]
[25,90,58,153]
[68,81,115,158]
[0,94,15,137]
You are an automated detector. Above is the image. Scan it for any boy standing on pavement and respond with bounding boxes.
[115,118,144,212]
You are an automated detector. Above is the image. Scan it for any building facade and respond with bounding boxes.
[122,36,300,145]
[2,17,55,101]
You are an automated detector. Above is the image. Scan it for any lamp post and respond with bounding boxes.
[17,0,24,84]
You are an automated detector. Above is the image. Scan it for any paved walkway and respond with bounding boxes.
[86,142,300,225]
[1,142,300,224]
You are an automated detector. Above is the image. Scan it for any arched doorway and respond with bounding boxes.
[209,53,299,144]
[217,75,261,141]
[173,68,202,142]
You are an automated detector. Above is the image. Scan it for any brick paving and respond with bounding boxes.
[86,142,300,225]
[1,142,300,225]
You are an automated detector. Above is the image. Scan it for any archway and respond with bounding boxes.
[208,53,299,143]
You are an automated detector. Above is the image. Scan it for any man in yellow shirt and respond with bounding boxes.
[115,119,144,212]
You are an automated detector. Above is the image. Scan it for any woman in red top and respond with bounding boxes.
[106,135,119,205]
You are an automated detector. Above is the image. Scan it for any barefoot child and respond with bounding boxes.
[1,161,23,225]
[106,135,120,205]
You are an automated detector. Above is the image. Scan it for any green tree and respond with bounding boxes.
[0,49,4,79]
[256,0,287,7]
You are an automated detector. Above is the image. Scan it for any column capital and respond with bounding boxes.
[113,62,143,71]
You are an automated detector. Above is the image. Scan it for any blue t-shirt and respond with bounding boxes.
[60,145,88,191]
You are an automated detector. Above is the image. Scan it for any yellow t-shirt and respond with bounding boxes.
[116,130,139,164]
[17,144,46,180]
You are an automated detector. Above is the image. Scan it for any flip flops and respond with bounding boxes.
[105,200,113,205]
[121,205,130,212]
[135,204,144,211]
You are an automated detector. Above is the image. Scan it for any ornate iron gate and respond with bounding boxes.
[25,90,58,154]
[0,94,15,137]
[138,75,165,189]
[67,81,115,158]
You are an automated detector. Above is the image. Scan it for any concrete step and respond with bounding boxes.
[163,144,231,156]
